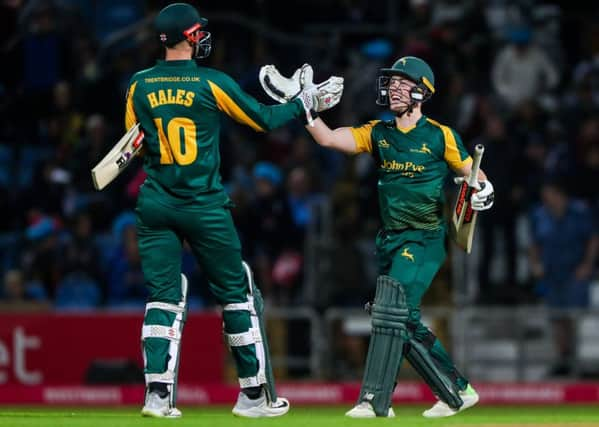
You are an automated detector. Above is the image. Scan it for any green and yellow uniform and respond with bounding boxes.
[351,116,472,408]
[125,59,303,397]
[351,116,471,231]
[126,60,302,200]
[125,59,302,302]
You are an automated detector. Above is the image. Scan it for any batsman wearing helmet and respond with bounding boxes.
[260,56,495,418]
[124,2,342,418]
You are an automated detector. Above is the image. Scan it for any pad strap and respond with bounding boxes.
[223,300,256,315]
[146,372,175,383]
[239,373,267,388]
[227,327,263,347]
[142,325,181,341]
[145,302,185,314]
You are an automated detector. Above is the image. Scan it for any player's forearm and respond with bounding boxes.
[455,163,488,181]
[305,118,333,145]
[478,168,488,181]
[304,118,357,154]
[258,98,304,131]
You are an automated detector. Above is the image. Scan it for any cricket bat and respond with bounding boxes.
[91,123,144,190]
[451,144,485,253]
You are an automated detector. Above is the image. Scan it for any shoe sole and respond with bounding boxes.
[232,400,290,418]
[141,409,181,418]
[345,410,376,418]
[232,408,289,418]
[422,394,479,418]
[345,408,395,418]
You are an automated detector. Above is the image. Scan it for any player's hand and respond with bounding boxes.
[259,63,344,126]
[454,176,494,211]
[471,180,494,211]
[297,64,344,113]
[259,64,303,103]
[295,64,343,126]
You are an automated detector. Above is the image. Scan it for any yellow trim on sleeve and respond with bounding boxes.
[350,120,379,153]
[125,81,138,130]
[208,80,265,132]
[426,118,470,170]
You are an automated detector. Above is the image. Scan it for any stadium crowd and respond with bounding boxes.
[0,0,597,316]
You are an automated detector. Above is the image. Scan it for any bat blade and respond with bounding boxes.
[451,144,484,253]
[91,123,144,190]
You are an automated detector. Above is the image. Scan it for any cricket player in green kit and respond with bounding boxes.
[260,56,495,418]
[124,3,343,418]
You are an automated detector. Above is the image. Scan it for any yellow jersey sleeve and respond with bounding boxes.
[124,81,138,131]
[426,118,471,171]
[350,120,380,154]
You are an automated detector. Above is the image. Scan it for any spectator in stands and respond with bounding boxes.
[247,162,299,301]
[529,179,599,376]
[62,211,104,287]
[20,213,64,298]
[105,212,146,307]
[0,269,50,311]
[472,113,523,302]
[492,26,559,110]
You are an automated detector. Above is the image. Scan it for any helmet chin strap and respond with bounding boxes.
[396,100,417,118]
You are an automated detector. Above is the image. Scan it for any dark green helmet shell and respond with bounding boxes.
[381,56,435,94]
[155,3,208,47]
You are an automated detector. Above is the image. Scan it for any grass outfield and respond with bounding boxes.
[1,405,599,427]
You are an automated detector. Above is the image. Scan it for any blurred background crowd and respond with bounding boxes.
[0,0,597,337]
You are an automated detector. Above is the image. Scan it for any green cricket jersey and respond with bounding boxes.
[124,59,303,200]
[351,116,471,231]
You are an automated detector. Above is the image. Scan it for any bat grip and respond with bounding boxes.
[467,144,485,187]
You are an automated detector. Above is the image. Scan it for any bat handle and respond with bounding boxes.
[467,144,485,188]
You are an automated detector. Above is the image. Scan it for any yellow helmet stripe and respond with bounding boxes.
[422,76,435,93]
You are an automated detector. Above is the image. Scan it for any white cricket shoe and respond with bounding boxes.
[232,390,290,418]
[345,402,395,418]
[422,384,479,418]
[141,392,182,418]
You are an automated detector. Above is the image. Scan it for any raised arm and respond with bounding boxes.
[208,71,303,132]
[304,118,359,154]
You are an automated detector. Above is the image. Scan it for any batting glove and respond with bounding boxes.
[454,177,495,211]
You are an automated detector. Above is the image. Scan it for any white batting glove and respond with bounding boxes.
[259,64,303,103]
[298,64,344,112]
[454,177,495,211]
[259,63,344,126]
[295,64,344,126]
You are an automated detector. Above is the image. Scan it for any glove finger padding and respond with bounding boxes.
[299,63,314,89]
[313,76,344,111]
[259,64,303,103]
[471,179,494,211]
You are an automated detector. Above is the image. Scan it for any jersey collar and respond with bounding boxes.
[156,59,197,68]
[396,115,427,133]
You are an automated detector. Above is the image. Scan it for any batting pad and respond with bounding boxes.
[141,273,188,407]
[358,276,409,416]
[405,331,463,410]
[222,261,278,403]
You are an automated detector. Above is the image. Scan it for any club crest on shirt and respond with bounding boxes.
[378,139,390,148]
[401,247,415,262]
[410,143,432,155]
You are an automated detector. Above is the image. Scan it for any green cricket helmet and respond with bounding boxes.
[376,56,435,105]
[155,3,211,58]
